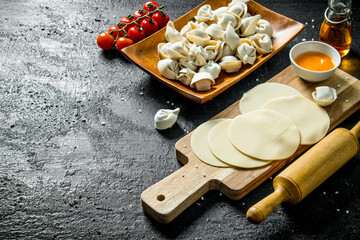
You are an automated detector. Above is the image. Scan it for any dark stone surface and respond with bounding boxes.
[0,0,359,239]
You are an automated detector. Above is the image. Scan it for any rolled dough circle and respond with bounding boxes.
[228,109,300,160]
[239,83,303,114]
[191,118,231,167]
[208,119,271,168]
[261,95,330,144]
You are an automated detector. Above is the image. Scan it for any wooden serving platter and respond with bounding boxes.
[122,0,304,104]
[141,66,360,223]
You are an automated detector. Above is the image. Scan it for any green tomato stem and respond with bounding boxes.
[109,5,164,35]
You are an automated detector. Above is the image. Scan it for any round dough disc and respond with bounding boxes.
[208,119,271,168]
[261,95,330,145]
[191,118,231,167]
[239,83,303,114]
[228,110,300,160]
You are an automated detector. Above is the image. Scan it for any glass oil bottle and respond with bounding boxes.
[319,0,353,57]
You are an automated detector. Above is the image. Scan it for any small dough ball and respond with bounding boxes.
[261,95,330,144]
[228,109,300,160]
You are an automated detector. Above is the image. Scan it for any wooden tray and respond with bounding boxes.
[141,66,360,223]
[122,0,304,103]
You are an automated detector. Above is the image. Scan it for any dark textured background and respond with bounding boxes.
[1,0,359,239]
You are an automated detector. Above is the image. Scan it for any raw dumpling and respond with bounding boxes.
[223,21,240,51]
[219,56,242,73]
[228,0,250,7]
[190,72,215,91]
[165,21,183,43]
[312,86,337,106]
[186,29,211,46]
[154,108,180,130]
[256,19,273,37]
[199,60,222,79]
[165,41,189,60]
[240,14,261,37]
[205,24,225,41]
[213,6,227,19]
[250,33,273,54]
[245,12,251,17]
[195,5,215,22]
[196,21,209,30]
[157,42,171,59]
[217,12,241,30]
[158,59,179,80]
[180,21,198,36]
[189,44,208,66]
[202,40,224,61]
[182,38,192,51]
[179,59,197,71]
[221,44,236,58]
[226,1,248,19]
[236,38,256,65]
[177,68,196,86]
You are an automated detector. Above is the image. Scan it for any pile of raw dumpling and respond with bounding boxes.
[157,0,274,91]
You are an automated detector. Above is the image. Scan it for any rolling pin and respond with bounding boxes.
[246,120,360,224]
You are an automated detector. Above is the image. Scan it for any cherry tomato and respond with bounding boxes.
[108,25,124,39]
[140,18,159,36]
[143,1,159,13]
[151,11,169,29]
[97,32,114,50]
[127,26,146,43]
[119,15,138,32]
[133,9,148,24]
[116,37,134,52]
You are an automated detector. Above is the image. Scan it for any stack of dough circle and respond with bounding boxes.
[239,83,303,113]
[208,119,270,168]
[261,95,330,144]
[228,109,300,160]
[191,118,231,167]
[189,83,331,169]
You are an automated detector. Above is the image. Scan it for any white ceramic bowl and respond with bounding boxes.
[289,41,341,82]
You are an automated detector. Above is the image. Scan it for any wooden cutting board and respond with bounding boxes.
[141,66,360,223]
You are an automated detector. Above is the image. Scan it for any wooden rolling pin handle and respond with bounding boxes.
[350,121,360,139]
[246,185,290,224]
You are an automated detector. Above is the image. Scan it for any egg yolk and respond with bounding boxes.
[294,52,335,71]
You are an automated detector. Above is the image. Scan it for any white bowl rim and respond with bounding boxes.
[289,41,341,74]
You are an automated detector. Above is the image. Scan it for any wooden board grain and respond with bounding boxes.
[122,0,304,103]
[141,66,360,223]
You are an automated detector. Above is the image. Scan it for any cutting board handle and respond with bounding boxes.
[141,162,223,223]
[246,185,290,224]
[350,120,360,139]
